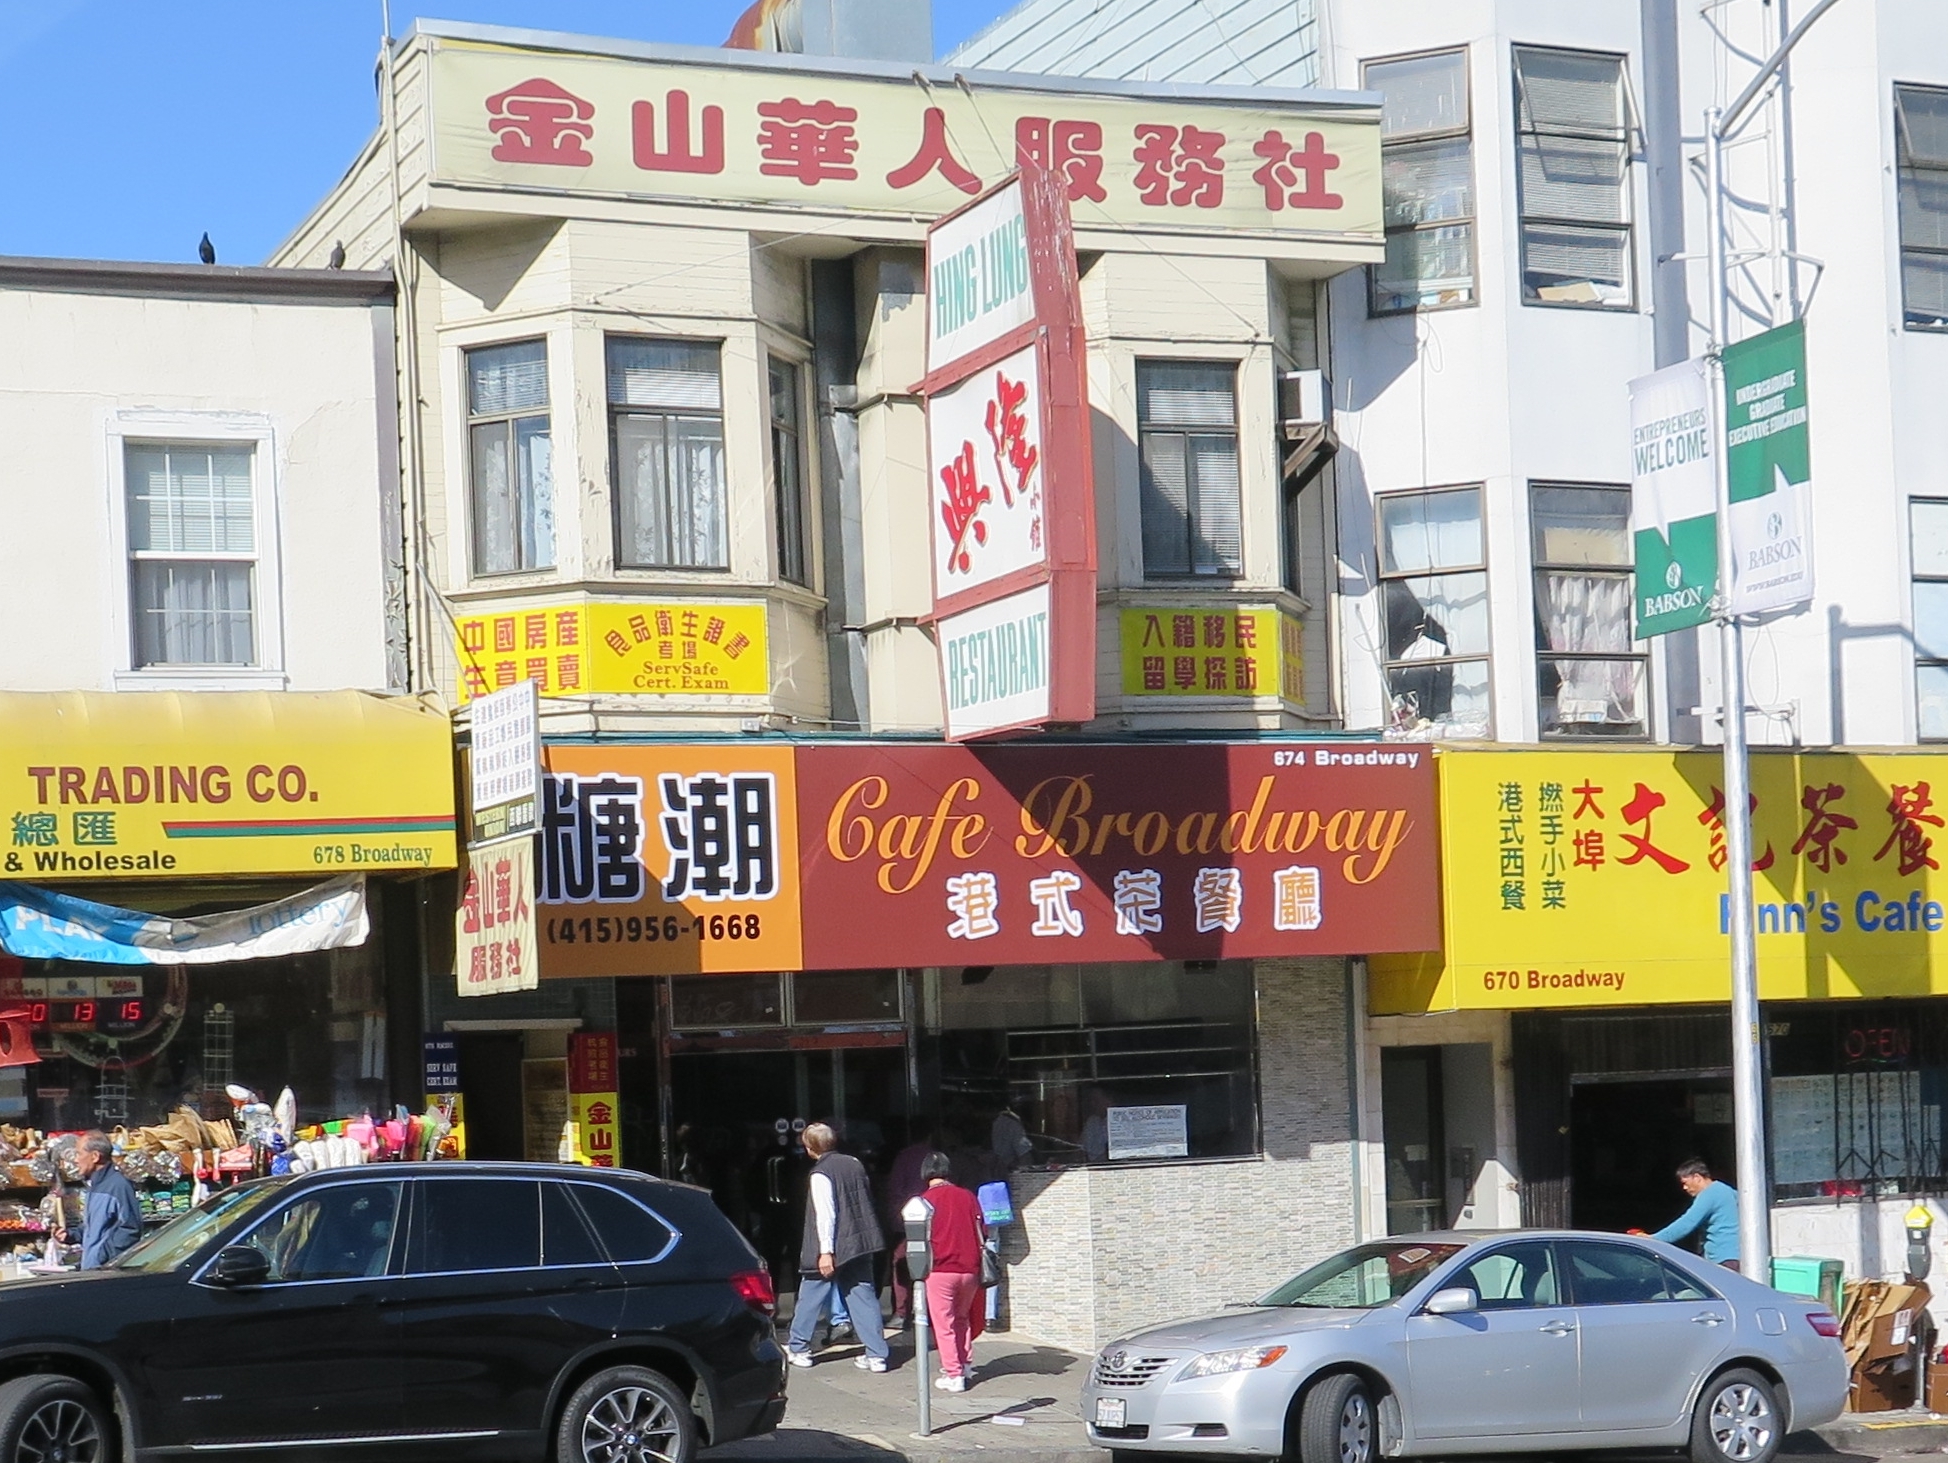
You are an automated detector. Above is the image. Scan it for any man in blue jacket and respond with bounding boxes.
[1653,1158,1740,1270]
[68,1133,142,1269]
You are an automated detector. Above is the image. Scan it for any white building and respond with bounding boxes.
[0,256,403,694]
[957,0,1948,1284]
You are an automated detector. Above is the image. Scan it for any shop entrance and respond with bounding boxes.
[668,1042,908,1289]
[1570,1076,1736,1237]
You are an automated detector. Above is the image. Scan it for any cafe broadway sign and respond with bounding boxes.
[533,741,1438,977]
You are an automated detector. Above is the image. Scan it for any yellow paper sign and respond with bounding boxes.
[0,691,457,880]
[1371,748,1948,1014]
[455,600,768,703]
[1120,607,1300,700]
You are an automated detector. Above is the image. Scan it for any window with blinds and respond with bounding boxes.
[1897,85,1948,330]
[769,358,811,587]
[125,442,257,667]
[609,337,727,571]
[1513,45,1634,309]
[1138,361,1242,579]
[1910,500,1948,738]
[466,340,554,576]
[1376,485,1490,737]
[1365,48,1476,314]
[1531,483,1645,738]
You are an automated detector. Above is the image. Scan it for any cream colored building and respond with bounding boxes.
[276,20,1381,738]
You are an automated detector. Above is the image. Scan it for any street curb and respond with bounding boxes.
[1813,1414,1948,1454]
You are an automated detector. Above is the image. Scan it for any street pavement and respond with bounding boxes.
[703,1326,1948,1463]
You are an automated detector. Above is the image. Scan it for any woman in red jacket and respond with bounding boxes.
[921,1152,986,1391]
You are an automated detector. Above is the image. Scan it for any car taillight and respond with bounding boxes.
[732,1269,776,1316]
[1807,1311,1840,1338]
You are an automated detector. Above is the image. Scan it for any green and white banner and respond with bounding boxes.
[1724,319,1813,615]
[1628,359,1717,638]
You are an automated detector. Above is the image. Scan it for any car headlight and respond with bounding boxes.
[1179,1345,1288,1379]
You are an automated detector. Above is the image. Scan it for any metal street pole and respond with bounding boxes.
[1703,0,1847,1281]
[1705,104,1769,1281]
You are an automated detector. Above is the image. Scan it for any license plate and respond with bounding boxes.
[1095,1398,1127,1430]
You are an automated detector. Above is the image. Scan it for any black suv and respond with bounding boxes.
[0,1162,784,1463]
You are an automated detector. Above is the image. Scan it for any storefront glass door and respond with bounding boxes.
[1569,1076,1735,1236]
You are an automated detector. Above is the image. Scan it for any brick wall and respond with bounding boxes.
[996,957,1357,1352]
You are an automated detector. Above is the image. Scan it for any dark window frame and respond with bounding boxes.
[1530,480,1648,741]
[1364,46,1478,316]
[769,355,813,587]
[1512,42,1637,311]
[1376,483,1493,736]
[465,338,554,578]
[1137,358,1245,581]
[1897,83,1948,331]
[1914,497,1948,740]
[607,335,730,572]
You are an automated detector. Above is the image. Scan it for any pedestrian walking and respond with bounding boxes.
[786,1122,891,1372]
[63,1132,141,1269]
[1651,1158,1740,1270]
[919,1152,986,1393]
[884,1122,933,1329]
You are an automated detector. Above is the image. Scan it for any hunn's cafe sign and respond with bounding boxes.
[421,31,1382,247]
[534,741,1437,978]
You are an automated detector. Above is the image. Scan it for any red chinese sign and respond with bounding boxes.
[456,838,539,996]
[569,1032,620,1168]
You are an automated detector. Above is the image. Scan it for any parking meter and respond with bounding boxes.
[1908,1204,1934,1283]
[901,1197,934,1433]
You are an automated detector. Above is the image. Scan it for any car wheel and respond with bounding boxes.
[0,1374,110,1463]
[1690,1368,1782,1463]
[1297,1372,1374,1463]
[556,1365,696,1463]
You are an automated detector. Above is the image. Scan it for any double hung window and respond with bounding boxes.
[126,441,258,667]
[1513,46,1634,307]
[610,338,727,570]
[1532,483,1645,737]
[1896,84,1948,330]
[1911,499,1948,738]
[467,341,554,575]
[1377,486,1490,736]
[769,357,811,586]
[1138,361,1242,578]
[1365,49,1476,313]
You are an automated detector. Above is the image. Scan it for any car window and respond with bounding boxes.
[543,1181,608,1267]
[1447,1242,1560,1310]
[119,1180,285,1273]
[1260,1241,1468,1308]
[1564,1241,1704,1304]
[408,1180,541,1274]
[572,1184,676,1263]
[238,1183,402,1283]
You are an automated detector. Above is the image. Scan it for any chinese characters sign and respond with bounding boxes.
[1369,749,1948,1014]
[533,741,1436,977]
[928,344,1048,597]
[468,678,538,844]
[456,836,539,996]
[427,38,1381,246]
[453,600,767,705]
[1118,607,1304,701]
[1,691,456,881]
[568,1032,620,1168]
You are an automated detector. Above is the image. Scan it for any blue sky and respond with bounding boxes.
[0,1,1018,265]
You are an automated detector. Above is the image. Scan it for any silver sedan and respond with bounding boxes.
[1083,1231,1846,1463]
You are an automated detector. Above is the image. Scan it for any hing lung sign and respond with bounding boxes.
[920,166,1096,739]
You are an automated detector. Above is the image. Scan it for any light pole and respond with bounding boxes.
[1703,0,1845,1280]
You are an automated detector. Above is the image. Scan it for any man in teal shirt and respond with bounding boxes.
[1653,1158,1740,1269]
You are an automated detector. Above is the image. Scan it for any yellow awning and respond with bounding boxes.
[1,691,457,881]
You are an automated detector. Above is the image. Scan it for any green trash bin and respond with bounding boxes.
[1771,1255,1844,1313]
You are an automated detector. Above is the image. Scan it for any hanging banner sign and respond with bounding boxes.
[920,165,1097,739]
[456,838,539,996]
[568,1032,620,1168]
[0,876,368,965]
[468,678,539,844]
[1628,359,1717,638]
[1724,319,1814,615]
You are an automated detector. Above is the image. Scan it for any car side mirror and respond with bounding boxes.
[207,1246,271,1288]
[1424,1286,1478,1316]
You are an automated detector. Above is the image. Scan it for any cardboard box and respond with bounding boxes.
[1867,1283,1932,1362]
[1851,1355,1918,1413]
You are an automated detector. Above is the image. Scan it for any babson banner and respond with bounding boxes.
[535,741,1439,977]
[1369,748,1948,1014]
[1724,319,1813,615]
[1628,359,1717,638]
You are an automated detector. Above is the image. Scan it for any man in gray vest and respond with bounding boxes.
[785,1122,890,1371]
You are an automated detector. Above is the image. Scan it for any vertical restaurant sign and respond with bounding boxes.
[537,744,803,978]
[1628,359,1717,638]
[454,600,768,704]
[424,36,1382,244]
[1724,319,1813,615]
[1370,749,1948,1015]
[794,741,1438,966]
[456,837,539,996]
[1119,607,1303,700]
[568,1032,620,1168]
[920,165,1096,738]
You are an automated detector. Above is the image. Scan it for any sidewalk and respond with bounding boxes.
[707,1326,1100,1463]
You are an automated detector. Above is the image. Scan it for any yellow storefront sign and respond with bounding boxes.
[1119,607,1303,701]
[454,600,768,704]
[0,692,458,880]
[1370,748,1948,1014]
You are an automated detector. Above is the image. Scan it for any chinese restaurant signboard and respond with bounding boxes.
[1369,749,1948,1015]
[453,599,767,703]
[423,36,1382,248]
[536,741,1438,978]
[922,166,1095,738]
